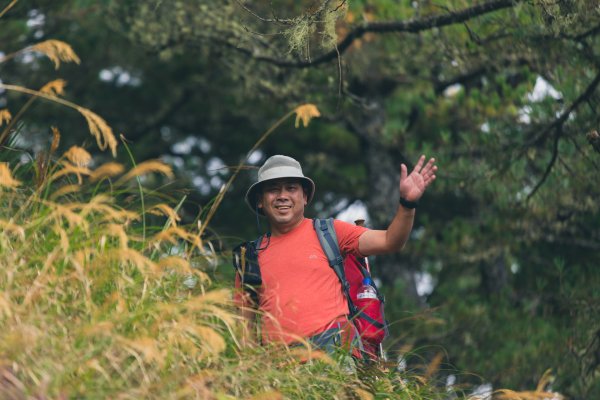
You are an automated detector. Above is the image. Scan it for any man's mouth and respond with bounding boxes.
[274,205,291,211]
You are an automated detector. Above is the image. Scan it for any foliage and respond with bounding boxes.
[0,107,477,400]
[2,0,600,398]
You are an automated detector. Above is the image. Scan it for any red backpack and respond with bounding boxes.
[313,218,388,359]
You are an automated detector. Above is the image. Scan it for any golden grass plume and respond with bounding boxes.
[49,184,80,200]
[148,203,181,226]
[151,226,201,251]
[90,162,125,182]
[30,39,81,69]
[102,223,130,249]
[0,109,11,125]
[119,336,166,367]
[64,145,92,167]
[0,219,25,240]
[40,79,67,96]
[0,162,21,188]
[49,163,91,185]
[0,84,119,156]
[294,103,320,128]
[156,256,203,278]
[494,369,563,400]
[248,390,284,400]
[165,316,227,357]
[78,108,118,157]
[45,201,88,231]
[50,126,61,154]
[118,160,174,184]
[102,248,159,276]
[494,389,564,400]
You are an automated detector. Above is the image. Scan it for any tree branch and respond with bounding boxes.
[524,71,600,199]
[525,71,600,148]
[526,127,561,201]
[236,0,521,68]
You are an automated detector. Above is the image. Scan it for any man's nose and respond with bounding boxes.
[276,189,291,199]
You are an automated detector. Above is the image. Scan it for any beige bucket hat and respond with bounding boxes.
[245,155,315,216]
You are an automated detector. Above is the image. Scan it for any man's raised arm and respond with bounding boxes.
[358,155,437,256]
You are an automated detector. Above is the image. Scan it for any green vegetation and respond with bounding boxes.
[0,118,467,399]
[2,0,599,398]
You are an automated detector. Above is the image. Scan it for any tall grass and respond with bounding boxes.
[0,119,563,400]
[0,110,449,399]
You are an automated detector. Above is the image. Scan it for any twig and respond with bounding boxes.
[524,72,600,148]
[235,0,293,24]
[0,0,18,19]
[526,128,561,201]
[192,108,297,250]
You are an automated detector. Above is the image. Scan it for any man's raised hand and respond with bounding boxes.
[399,155,437,203]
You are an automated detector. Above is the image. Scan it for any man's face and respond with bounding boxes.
[258,178,307,230]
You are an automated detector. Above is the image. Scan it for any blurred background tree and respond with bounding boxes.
[1,0,599,397]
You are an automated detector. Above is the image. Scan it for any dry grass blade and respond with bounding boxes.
[294,103,321,128]
[78,108,118,157]
[0,293,15,319]
[0,0,18,19]
[248,390,284,400]
[494,389,564,400]
[30,39,81,69]
[0,84,119,156]
[535,369,554,392]
[353,388,375,400]
[49,163,91,184]
[120,337,165,366]
[170,318,227,355]
[424,352,444,381]
[40,79,67,96]
[0,162,21,188]
[90,162,125,182]
[0,219,25,240]
[183,289,230,311]
[64,145,92,167]
[156,256,195,275]
[117,160,174,184]
[0,109,11,125]
[49,184,80,200]
[0,364,26,400]
[50,126,61,154]
[44,201,88,230]
[148,203,181,226]
[288,347,334,365]
[103,248,159,275]
[152,226,201,250]
[103,223,130,249]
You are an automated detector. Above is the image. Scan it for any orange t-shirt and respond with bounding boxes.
[247,218,368,344]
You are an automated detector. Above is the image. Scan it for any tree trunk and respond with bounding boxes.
[346,101,425,307]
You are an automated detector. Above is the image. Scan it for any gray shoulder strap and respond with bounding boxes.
[314,219,357,316]
[313,218,342,267]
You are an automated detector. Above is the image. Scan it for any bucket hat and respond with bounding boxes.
[245,155,315,216]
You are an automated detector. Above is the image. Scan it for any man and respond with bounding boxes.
[235,154,437,351]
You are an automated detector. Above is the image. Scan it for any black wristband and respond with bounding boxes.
[399,197,418,209]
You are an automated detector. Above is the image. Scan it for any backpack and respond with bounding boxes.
[232,218,389,359]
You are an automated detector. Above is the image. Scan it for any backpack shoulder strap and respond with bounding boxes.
[313,218,358,317]
[232,235,265,306]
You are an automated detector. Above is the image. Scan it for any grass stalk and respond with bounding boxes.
[121,137,146,246]
[193,108,296,245]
